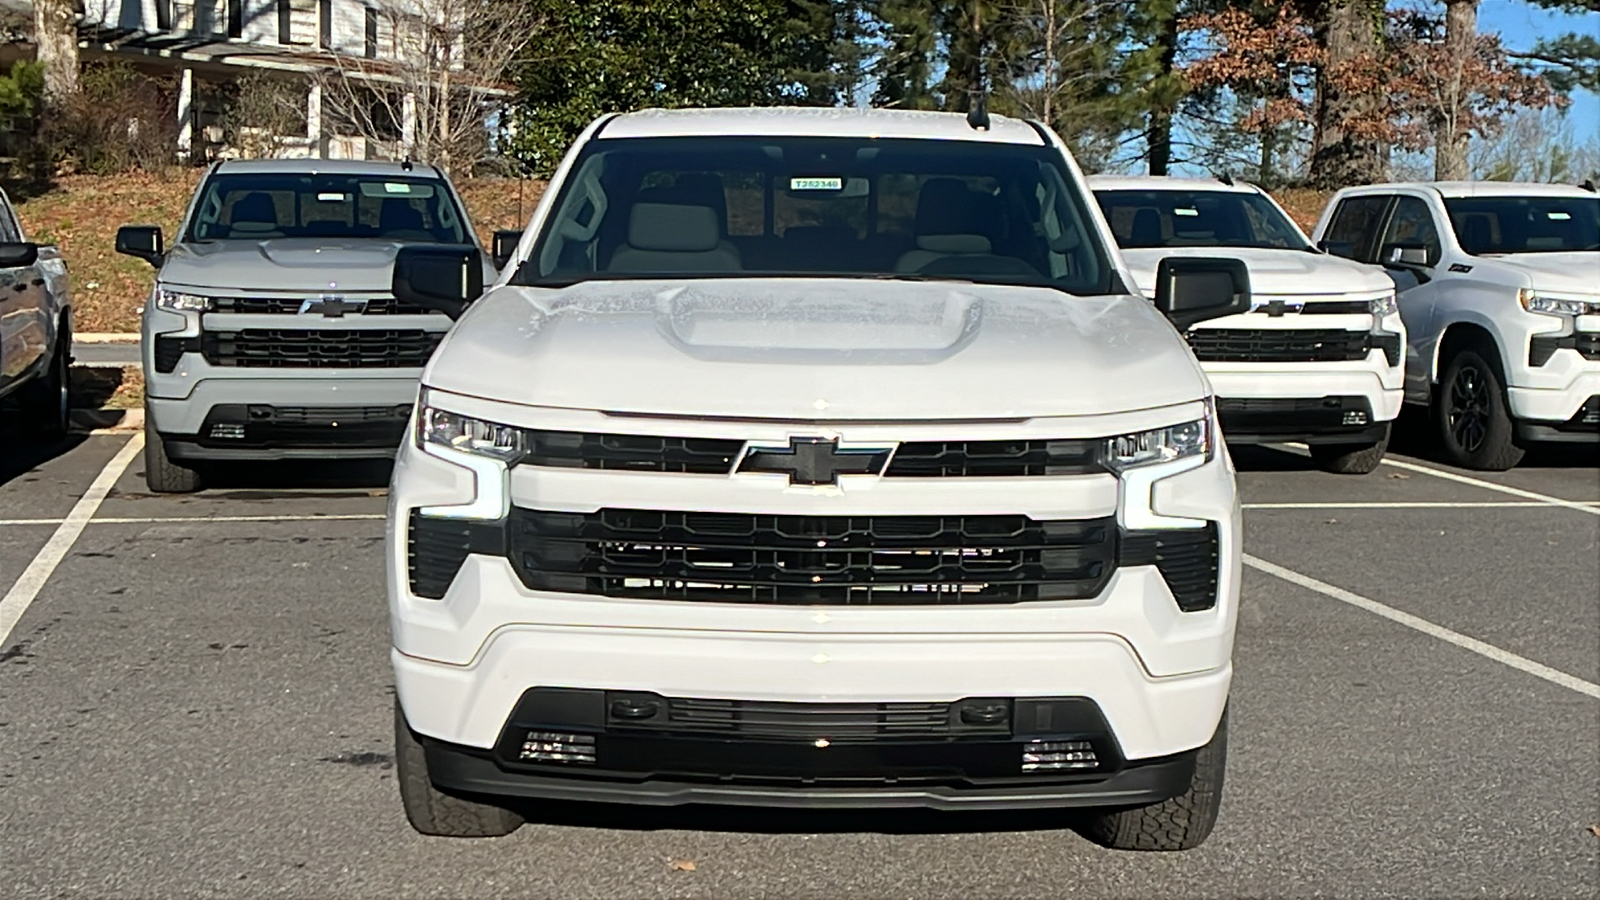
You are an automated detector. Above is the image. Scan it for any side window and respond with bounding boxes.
[1379,197,1442,266]
[0,197,22,243]
[1322,195,1390,261]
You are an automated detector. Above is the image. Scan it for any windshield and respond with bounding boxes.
[185,173,468,243]
[1094,189,1311,251]
[1443,195,1600,254]
[515,136,1113,295]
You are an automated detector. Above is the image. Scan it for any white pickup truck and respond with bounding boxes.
[1092,177,1404,473]
[381,107,1250,850]
[1312,181,1599,469]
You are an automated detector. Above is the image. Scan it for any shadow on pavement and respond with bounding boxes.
[513,797,1093,837]
[0,431,88,490]
[1390,406,1598,470]
[114,458,395,499]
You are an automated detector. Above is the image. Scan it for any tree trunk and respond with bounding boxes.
[34,0,80,103]
[1309,0,1382,189]
[1147,7,1179,176]
[1435,0,1479,180]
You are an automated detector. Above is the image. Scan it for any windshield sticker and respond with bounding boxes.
[1548,211,1572,220]
[1175,207,1199,216]
[316,192,347,202]
[790,177,843,191]
[385,183,412,193]
[359,182,435,198]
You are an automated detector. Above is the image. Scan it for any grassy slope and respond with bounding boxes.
[13,173,1324,334]
[12,172,548,333]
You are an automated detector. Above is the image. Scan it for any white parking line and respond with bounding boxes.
[0,434,144,649]
[0,513,385,526]
[1245,554,1600,699]
[1244,501,1600,510]
[1375,457,1600,517]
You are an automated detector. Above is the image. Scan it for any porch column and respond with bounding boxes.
[401,92,417,158]
[306,80,324,159]
[176,67,194,162]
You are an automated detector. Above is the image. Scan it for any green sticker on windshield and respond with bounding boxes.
[790,177,843,191]
[384,183,412,193]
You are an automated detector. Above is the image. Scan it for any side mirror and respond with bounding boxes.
[1154,257,1251,331]
[393,244,484,320]
[1317,238,1356,259]
[116,225,164,267]
[491,229,522,270]
[0,242,40,268]
[1381,242,1428,267]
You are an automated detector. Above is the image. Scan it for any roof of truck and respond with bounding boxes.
[1087,175,1261,194]
[597,107,1047,145]
[1339,181,1597,199]
[212,159,447,177]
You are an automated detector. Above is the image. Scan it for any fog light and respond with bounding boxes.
[209,423,246,440]
[1021,739,1098,772]
[1342,410,1368,426]
[519,731,596,764]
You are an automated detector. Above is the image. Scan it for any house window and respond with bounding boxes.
[277,0,318,45]
[319,0,331,50]
[364,6,378,59]
[364,6,398,59]
[227,0,242,38]
[175,0,227,36]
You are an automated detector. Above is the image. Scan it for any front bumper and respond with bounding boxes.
[146,377,424,461]
[1202,360,1404,444]
[420,723,1201,811]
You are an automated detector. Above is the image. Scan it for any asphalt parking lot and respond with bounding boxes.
[1,419,1596,899]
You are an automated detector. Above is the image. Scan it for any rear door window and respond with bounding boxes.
[1322,195,1391,261]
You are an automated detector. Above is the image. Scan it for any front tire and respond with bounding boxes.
[1309,424,1390,475]
[1077,710,1227,852]
[1433,348,1523,471]
[143,412,204,493]
[394,700,523,837]
[20,320,70,437]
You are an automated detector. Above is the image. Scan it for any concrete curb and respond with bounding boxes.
[69,407,143,434]
[75,333,141,344]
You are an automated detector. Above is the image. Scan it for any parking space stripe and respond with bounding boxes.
[1374,458,1600,516]
[0,513,385,526]
[1245,554,1600,699]
[1243,501,1600,510]
[0,434,145,649]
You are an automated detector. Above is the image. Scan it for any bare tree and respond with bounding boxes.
[1436,0,1480,180]
[33,0,79,102]
[315,0,540,174]
[998,0,1135,169]
[220,72,313,159]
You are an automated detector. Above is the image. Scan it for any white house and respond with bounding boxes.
[21,0,504,161]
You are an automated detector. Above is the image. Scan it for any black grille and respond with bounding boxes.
[524,431,743,474]
[651,697,982,740]
[197,403,412,449]
[210,296,433,315]
[201,329,443,368]
[407,512,504,599]
[1121,524,1220,612]
[152,335,197,373]
[1187,328,1371,363]
[507,509,1117,605]
[1530,333,1600,367]
[885,439,1103,477]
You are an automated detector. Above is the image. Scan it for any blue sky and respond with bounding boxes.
[1479,0,1599,134]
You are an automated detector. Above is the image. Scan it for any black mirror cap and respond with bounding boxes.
[1317,238,1356,259]
[115,225,165,267]
[1154,257,1252,331]
[491,229,523,270]
[0,241,40,268]
[393,244,485,320]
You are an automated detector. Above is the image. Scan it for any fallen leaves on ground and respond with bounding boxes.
[1588,824,1600,839]
[668,859,697,872]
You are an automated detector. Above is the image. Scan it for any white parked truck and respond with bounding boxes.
[384,108,1252,850]
[0,186,72,437]
[1091,176,1405,474]
[1312,181,1599,469]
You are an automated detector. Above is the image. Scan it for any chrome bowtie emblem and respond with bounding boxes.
[736,438,895,486]
[299,295,367,317]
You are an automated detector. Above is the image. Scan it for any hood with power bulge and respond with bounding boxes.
[424,278,1210,421]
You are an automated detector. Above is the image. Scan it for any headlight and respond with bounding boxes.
[155,288,213,312]
[1369,292,1398,318]
[1518,289,1595,317]
[417,403,525,462]
[1102,417,1211,472]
